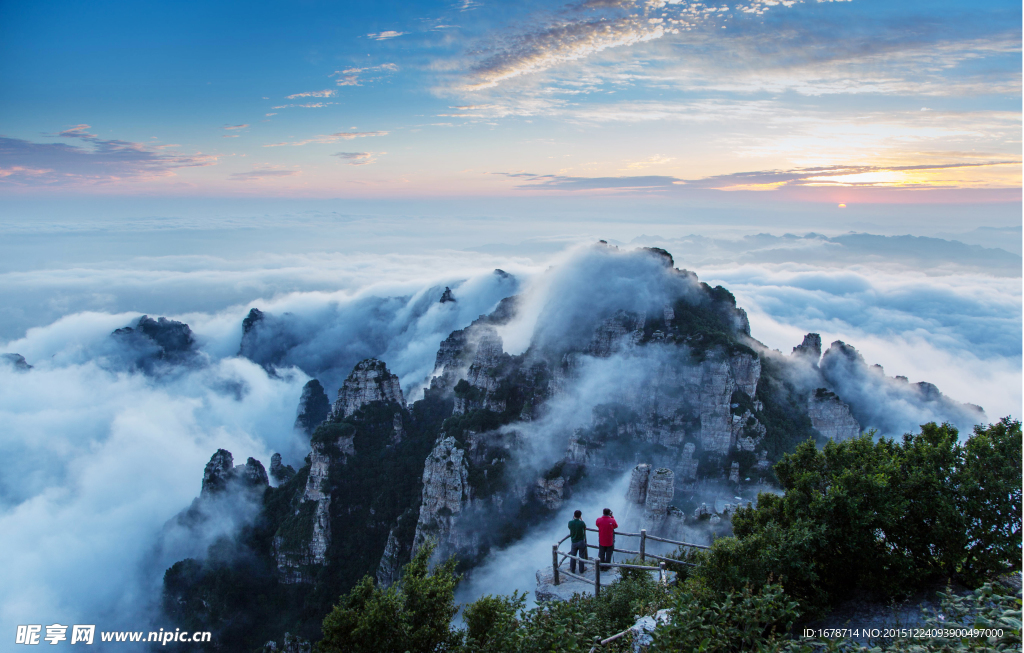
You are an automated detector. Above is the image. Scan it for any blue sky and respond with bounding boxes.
[1,0,1019,205]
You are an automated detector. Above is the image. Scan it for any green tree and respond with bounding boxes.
[955,418,1023,585]
[317,541,461,653]
[719,420,1021,609]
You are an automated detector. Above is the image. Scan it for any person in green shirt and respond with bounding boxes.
[567,510,588,573]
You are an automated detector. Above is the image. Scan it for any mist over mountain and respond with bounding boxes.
[0,235,1017,650]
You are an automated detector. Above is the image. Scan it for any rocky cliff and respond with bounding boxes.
[331,359,405,420]
[295,379,331,435]
[807,388,861,442]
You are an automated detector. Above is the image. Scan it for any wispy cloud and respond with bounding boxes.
[332,151,383,166]
[270,102,332,109]
[624,155,674,170]
[690,161,1022,191]
[222,124,249,130]
[466,17,668,90]
[330,63,398,87]
[263,131,389,147]
[497,159,1022,193]
[230,168,301,181]
[494,172,680,191]
[459,0,811,90]
[367,30,406,40]
[0,126,216,186]
[285,90,336,99]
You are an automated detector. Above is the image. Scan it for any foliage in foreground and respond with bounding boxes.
[316,541,461,653]
[688,419,1022,612]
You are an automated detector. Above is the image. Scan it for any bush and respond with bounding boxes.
[651,583,799,652]
[317,541,461,653]
[726,420,1021,608]
[461,591,526,653]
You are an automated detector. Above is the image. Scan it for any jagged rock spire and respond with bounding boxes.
[792,333,822,361]
[331,359,404,419]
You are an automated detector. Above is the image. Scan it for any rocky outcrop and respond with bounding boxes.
[626,464,651,507]
[1,353,32,371]
[270,453,295,483]
[238,307,296,372]
[376,529,402,589]
[295,379,331,435]
[439,287,456,303]
[453,328,513,414]
[303,444,332,565]
[699,353,761,455]
[644,468,674,519]
[201,450,269,497]
[792,333,822,361]
[624,465,682,537]
[820,340,985,436]
[534,477,565,510]
[274,440,333,582]
[412,435,471,554]
[116,315,195,356]
[331,359,405,419]
[808,388,861,442]
[111,315,198,371]
[199,452,234,499]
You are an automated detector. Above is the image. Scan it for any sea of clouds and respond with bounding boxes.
[0,215,1019,645]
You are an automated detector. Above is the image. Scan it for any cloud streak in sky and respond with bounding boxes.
[0,128,216,186]
[263,131,389,147]
[332,151,382,165]
[497,160,1022,192]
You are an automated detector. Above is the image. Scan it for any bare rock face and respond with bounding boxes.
[303,443,332,565]
[202,449,236,497]
[376,529,401,589]
[274,442,333,582]
[589,310,646,357]
[644,468,675,519]
[331,359,405,419]
[295,379,331,435]
[453,327,513,415]
[626,464,651,506]
[439,286,456,303]
[242,457,270,486]
[678,443,698,482]
[808,388,861,442]
[792,333,822,362]
[412,435,471,554]
[728,461,740,484]
[534,477,565,510]
[699,353,762,455]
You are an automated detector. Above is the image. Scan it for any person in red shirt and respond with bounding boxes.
[595,508,618,570]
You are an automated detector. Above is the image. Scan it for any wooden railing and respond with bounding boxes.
[550,527,708,598]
